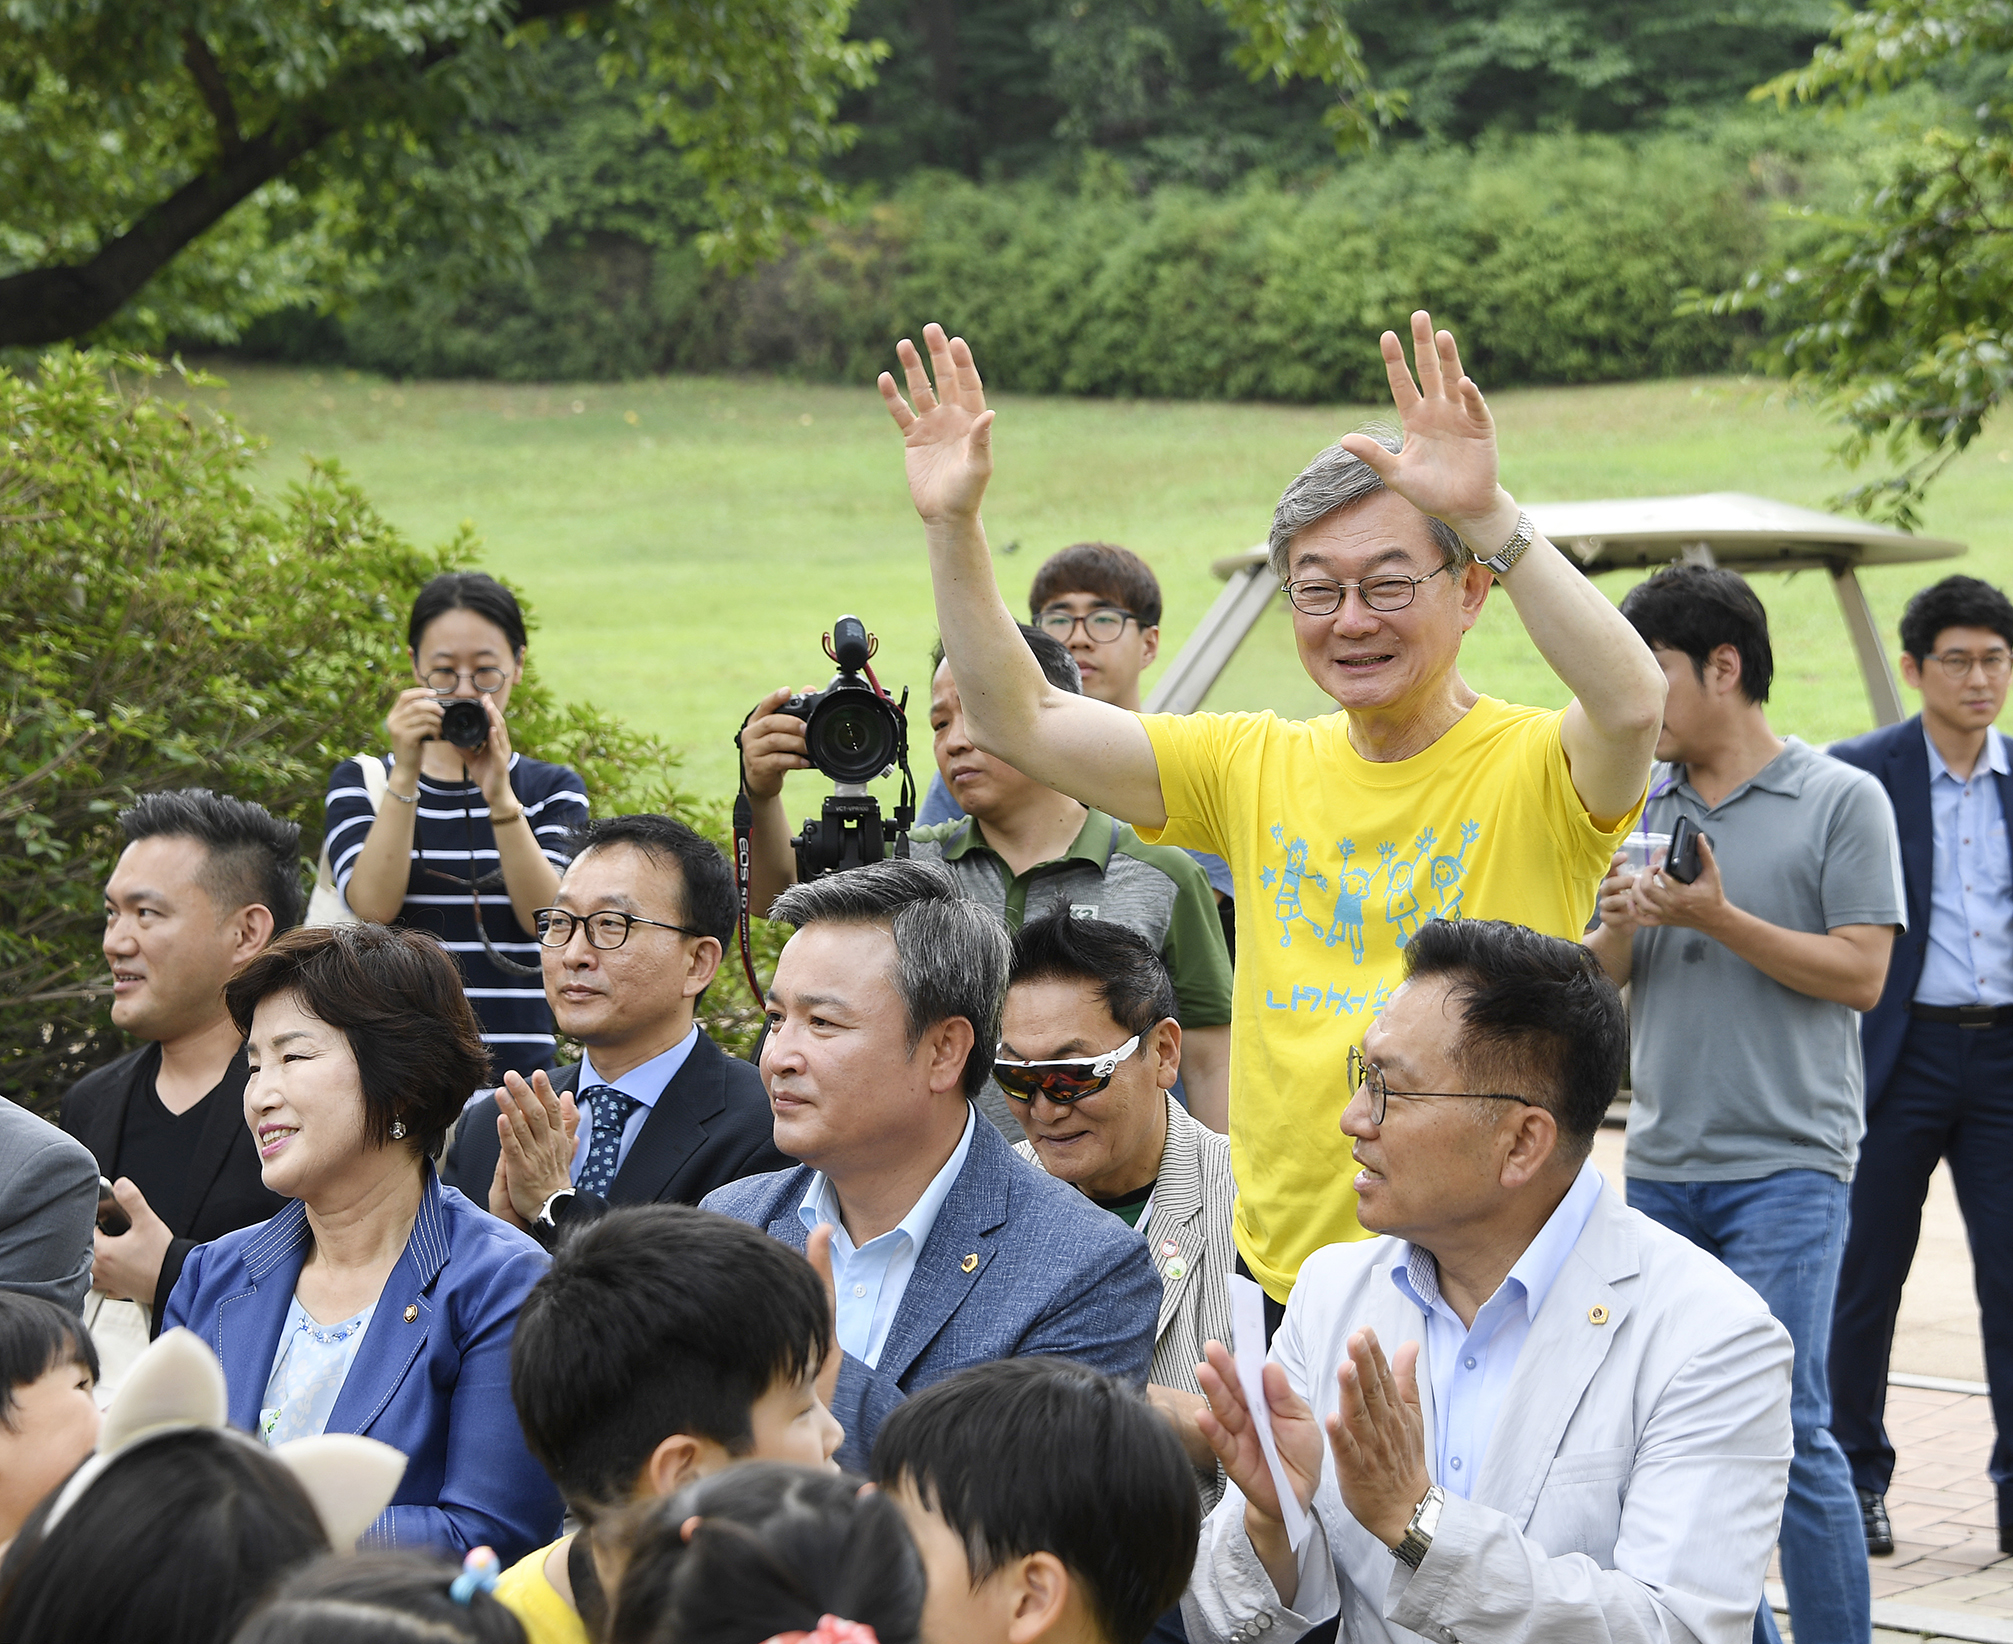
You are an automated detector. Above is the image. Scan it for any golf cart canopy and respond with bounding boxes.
[1144,491,1967,727]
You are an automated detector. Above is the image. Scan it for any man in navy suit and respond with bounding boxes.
[444,815,786,1244]
[703,857,1160,1472]
[1829,574,2013,1560]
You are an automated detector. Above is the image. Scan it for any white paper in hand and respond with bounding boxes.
[1227,1273,1311,1550]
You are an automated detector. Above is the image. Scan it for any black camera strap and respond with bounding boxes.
[457,763,543,977]
[731,709,768,1004]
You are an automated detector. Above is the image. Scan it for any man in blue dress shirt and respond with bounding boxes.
[1828,575,2013,1561]
[702,857,1160,1472]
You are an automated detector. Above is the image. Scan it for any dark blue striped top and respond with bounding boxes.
[325,752,590,1077]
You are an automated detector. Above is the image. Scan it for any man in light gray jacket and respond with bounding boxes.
[1187,919,1793,1644]
[0,1096,98,1313]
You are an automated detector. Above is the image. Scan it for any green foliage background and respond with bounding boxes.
[0,353,774,1118]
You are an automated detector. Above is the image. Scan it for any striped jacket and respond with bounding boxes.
[1019,1092,1237,1507]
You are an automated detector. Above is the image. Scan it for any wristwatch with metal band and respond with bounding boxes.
[533,1187,578,1245]
[1392,1484,1446,1570]
[1475,510,1535,577]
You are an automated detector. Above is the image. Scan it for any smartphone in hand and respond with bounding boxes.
[96,1176,131,1237]
[1666,815,1709,885]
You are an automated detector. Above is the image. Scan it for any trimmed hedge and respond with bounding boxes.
[262,130,1790,397]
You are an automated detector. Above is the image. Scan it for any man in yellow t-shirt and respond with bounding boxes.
[876,310,1664,1303]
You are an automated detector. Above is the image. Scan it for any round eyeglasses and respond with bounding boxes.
[424,666,509,694]
[1036,607,1138,644]
[993,1034,1143,1104]
[1922,648,2012,683]
[1345,1045,1531,1126]
[1284,563,1452,617]
[534,909,702,949]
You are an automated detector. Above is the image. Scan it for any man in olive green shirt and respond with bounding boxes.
[742,626,1233,1134]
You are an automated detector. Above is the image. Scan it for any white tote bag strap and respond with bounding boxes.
[306,755,390,927]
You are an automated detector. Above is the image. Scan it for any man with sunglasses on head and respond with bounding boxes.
[997,912,1240,1511]
[1186,919,1793,1644]
[1827,575,2013,1562]
[880,312,1665,1326]
[443,815,787,1248]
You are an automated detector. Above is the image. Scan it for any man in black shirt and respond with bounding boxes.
[61,790,300,1332]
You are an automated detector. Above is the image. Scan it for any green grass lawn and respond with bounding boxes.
[186,362,2013,805]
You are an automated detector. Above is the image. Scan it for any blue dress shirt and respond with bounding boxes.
[799,1105,977,1368]
[1916,724,2013,1006]
[1391,1160,1604,1499]
[566,1027,700,1185]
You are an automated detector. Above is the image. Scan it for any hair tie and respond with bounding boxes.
[764,1619,879,1644]
[450,1546,502,1604]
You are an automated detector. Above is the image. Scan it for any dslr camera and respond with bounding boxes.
[435,697,490,751]
[771,615,915,879]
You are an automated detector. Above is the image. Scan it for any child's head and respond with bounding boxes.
[511,1205,841,1520]
[606,1462,924,1644]
[230,1550,528,1644]
[0,1293,101,1545]
[0,1426,330,1644]
[871,1359,1198,1644]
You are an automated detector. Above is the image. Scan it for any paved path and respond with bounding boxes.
[1589,1132,2006,1641]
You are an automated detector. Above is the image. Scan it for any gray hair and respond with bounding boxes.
[1266,429,1471,581]
[769,858,1011,1101]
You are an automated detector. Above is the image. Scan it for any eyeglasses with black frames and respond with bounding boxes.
[1036,607,1139,645]
[993,1034,1144,1105]
[1284,562,1452,617]
[533,909,702,950]
[1922,647,2013,683]
[424,666,509,694]
[1345,1044,1531,1126]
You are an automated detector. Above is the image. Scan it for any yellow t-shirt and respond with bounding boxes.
[1138,698,1641,1300]
[496,1539,590,1644]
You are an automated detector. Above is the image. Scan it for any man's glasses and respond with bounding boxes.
[534,909,701,949]
[424,666,509,694]
[1284,563,1452,616]
[1036,607,1138,644]
[1923,648,2013,683]
[1346,1045,1530,1126]
[993,1034,1143,1104]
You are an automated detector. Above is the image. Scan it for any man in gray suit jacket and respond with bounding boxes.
[702,859,1159,1473]
[1188,920,1794,1644]
[0,1097,99,1313]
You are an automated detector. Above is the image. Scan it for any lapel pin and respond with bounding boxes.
[1587,1304,1609,1326]
[1160,1239,1179,1258]
[1164,1257,1188,1281]
[960,1253,978,1273]
[403,1304,419,1324]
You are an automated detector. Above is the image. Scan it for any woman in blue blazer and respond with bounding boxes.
[163,923,561,1564]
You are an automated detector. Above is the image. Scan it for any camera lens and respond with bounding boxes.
[806,693,897,784]
[438,699,490,751]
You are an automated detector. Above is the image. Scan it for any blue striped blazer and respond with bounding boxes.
[162,1167,562,1564]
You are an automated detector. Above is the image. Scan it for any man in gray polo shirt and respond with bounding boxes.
[742,624,1233,1138]
[1587,564,1902,1644]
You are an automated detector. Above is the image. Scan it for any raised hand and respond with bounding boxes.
[878,322,995,526]
[1339,311,1517,551]
[1195,1339,1325,1525]
[1325,1328,1432,1549]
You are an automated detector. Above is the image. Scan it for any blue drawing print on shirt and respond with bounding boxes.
[1259,819,1483,976]
[1260,827,1330,947]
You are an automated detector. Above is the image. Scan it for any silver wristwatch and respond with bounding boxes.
[1475,510,1535,577]
[1392,1484,1445,1570]
[534,1187,577,1232]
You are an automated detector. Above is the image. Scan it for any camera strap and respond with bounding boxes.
[731,712,768,1003]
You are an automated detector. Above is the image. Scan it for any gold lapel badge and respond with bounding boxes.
[1587,1304,1610,1326]
[403,1304,419,1324]
[960,1253,979,1273]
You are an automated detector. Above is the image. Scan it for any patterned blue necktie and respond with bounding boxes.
[576,1085,642,1198]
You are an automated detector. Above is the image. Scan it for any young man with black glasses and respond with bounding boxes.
[443,814,785,1246]
[1828,574,2013,1561]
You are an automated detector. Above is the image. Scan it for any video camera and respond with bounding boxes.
[732,616,916,996]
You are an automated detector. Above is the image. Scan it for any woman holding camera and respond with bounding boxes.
[324,572,589,1079]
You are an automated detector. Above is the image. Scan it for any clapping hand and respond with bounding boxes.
[804,1223,846,1416]
[487,1071,580,1229]
[1325,1329,1432,1550]
[878,323,994,526]
[1339,311,1519,553]
[1196,1340,1324,1555]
